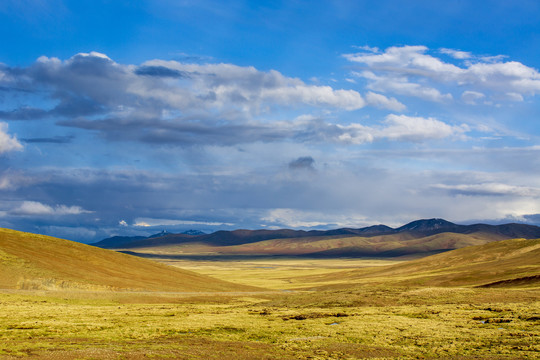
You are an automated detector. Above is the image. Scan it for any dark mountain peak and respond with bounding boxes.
[91,235,146,249]
[182,229,206,236]
[92,218,540,251]
[357,224,395,234]
[396,218,460,233]
[148,230,169,238]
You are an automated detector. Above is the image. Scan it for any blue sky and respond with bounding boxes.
[2,0,540,242]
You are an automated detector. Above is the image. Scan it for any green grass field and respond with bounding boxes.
[1,229,539,359]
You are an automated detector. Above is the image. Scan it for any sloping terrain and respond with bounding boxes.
[93,219,540,259]
[305,237,540,288]
[108,231,510,259]
[0,228,259,292]
[203,231,508,257]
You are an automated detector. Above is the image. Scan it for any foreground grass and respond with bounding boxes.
[1,287,538,359]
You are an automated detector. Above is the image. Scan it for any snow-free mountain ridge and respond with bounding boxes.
[93,218,540,250]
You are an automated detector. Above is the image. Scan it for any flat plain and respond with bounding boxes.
[1,229,539,359]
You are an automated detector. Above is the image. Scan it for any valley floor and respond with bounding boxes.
[1,257,539,359]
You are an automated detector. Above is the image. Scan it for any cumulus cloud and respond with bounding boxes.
[13,52,370,118]
[0,122,23,154]
[3,50,504,149]
[331,114,468,144]
[364,91,406,111]
[358,70,452,102]
[377,114,467,142]
[12,201,92,216]
[2,51,430,148]
[345,45,540,104]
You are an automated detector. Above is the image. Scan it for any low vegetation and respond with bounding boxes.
[0,228,257,292]
[0,228,539,359]
[1,287,538,359]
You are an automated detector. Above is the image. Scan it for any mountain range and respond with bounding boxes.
[92,218,540,257]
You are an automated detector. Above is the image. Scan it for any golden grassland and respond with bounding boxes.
[143,257,400,289]
[0,229,539,359]
[0,228,258,292]
[1,287,539,359]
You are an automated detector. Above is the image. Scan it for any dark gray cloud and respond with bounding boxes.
[0,97,105,121]
[58,116,292,146]
[522,214,540,223]
[289,156,315,170]
[22,135,74,144]
[0,107,48,120]
[135,65,190,78]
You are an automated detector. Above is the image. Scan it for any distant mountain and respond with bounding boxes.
[395,218,464,235]
[94,229,206,248]
[92,219,540,258]
[182,229,206,236]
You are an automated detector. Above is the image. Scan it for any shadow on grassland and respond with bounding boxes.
[117,250,443,261]
[118,251,316,261]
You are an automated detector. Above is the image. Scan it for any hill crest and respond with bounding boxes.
[0,228,259,292]
[93,218,540,253]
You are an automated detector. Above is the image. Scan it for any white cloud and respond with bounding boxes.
[136,59,367,112]
[365,91,406,111]
[12,201,91,216]
[261,208,373,228]
[359,70,453,102]
[461,90,485,105]
[333,114,468,144]
[0,122,23,155]
[502,92,524,102]
[378,114,465,141]
[345,45,540,104]
[440,48,472,60]
[72,51,112,60]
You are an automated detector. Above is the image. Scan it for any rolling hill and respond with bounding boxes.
[0,228,259,292]
[306,237,540,289]
[93,219,540,258]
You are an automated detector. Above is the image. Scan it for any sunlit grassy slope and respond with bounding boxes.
[305,237,540,289]
[0,228,259,292]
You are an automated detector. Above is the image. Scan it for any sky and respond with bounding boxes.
[2,0,540,243]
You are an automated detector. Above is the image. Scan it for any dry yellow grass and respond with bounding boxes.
[0,228,260,292]
[150,257,399,289]
[0,287,538,359]
[279,237,540,290]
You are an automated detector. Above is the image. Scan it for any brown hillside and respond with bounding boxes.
[309,238,540,289]
[0,228,260,292]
